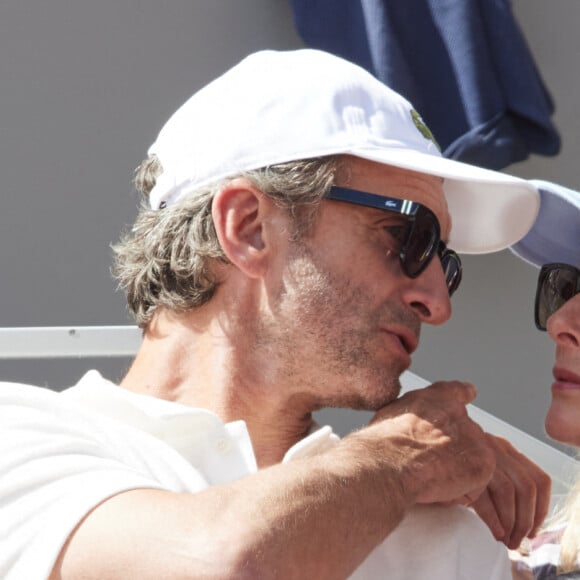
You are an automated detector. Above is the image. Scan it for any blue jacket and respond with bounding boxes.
[290,0,560,170]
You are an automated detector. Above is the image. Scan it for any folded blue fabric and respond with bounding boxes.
[290,0,561,170]
[510,180,580,267]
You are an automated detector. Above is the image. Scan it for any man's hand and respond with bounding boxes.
[470,434,551,549]
[358,381,496,506]
[365,381,551,549]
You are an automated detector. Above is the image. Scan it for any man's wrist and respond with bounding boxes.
[323,433,417,522]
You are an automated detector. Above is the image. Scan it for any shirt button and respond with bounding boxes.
[216,438,231,453]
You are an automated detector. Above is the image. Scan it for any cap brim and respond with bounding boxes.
[510,180,580,267]
[344,146,540,254]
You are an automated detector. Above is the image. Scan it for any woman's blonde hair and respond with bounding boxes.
[550,475,580,573]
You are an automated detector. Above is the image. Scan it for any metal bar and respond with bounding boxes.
[0,326,141,359]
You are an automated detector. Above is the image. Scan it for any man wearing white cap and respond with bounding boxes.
[0,49,549,579]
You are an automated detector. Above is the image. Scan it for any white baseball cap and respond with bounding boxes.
[510,180,580,267]
[148,49,539,254]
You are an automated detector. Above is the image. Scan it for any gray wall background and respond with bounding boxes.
[0,1,577,454]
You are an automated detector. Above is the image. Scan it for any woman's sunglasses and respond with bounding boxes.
[326,186,462,296]
[535,263,580,331]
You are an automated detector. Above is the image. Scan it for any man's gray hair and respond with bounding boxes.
[112,155,338,327]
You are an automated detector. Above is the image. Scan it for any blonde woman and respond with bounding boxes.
[511,181,580,579]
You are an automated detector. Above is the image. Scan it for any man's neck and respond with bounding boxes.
[120,309,317,467]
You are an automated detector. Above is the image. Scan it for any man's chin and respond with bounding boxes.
[329,379,403,412]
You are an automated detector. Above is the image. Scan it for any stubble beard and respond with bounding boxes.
[255,240,420,412]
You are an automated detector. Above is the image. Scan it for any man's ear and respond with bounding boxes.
[212,179,279,278]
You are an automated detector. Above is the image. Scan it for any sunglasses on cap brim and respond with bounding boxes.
[535,263,580,331]
[326,186,462,296]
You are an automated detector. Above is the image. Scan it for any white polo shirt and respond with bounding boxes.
[0,371,510,579]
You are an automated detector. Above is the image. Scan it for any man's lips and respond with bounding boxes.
[552,367,580,390]
[382,327,418,355]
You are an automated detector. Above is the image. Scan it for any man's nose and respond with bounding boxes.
[400,257,452,326]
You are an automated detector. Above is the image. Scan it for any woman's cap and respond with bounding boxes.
[511,180,580,267]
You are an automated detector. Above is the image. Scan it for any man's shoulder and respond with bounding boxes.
[0,379,60,399]
[0,369,109,403]
[0,371,107,422]
[0,369,213,496]
[0,370,256,486]
[0,380,71,419]
[0,370,162,459]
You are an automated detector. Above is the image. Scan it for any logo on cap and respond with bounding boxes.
[410,109,440,151]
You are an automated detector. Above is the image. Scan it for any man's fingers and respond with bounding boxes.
[530,466,551,538]
[376,381,477,423]
[363,381,496,506]
[477,435,552,549]
[428,381,477,405]
[479,468,523,546]
[422,380,478,406]
[508,475,537,549]
[506,463,550,546]
[470,489,506,541]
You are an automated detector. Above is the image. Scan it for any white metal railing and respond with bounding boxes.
[0,325,577,494]
[0,325,141,358]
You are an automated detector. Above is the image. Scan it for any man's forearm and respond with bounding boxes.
[50,442,411,580]
[52,382,496,579]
